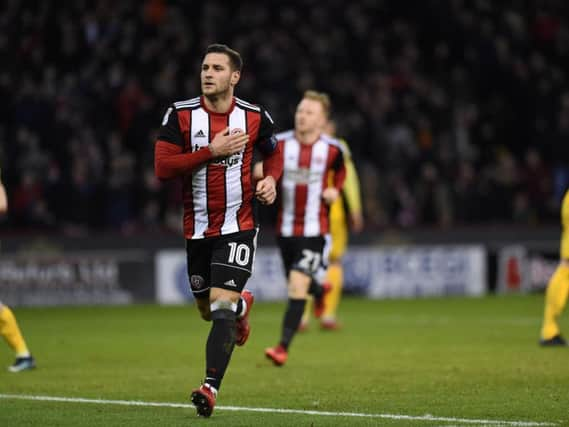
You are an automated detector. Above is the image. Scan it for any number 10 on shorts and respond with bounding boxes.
[227,242,251,266]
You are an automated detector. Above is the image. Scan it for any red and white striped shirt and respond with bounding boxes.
[276,130,346,237]
[155,96,281,239]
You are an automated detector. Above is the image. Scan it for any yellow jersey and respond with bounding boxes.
[561,190,569,260]
[328,139,362,261]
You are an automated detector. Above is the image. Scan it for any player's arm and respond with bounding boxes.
[0,179,7,214]
[254,108,282,205]
[322,147,346,205]
[560,191,569,262]
[155,141,212,179]
[255,108,283,182]
[154,106,248,180]
[341,148,364,232]
[562,191,569,227]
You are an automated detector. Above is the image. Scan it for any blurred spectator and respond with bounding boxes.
[1,0,569,234]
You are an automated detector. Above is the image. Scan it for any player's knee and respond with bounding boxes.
[195,299,211,321]
[210,297,238,314]
[288,281,309,299]
[288,270,311,297]
[198,307,211,321]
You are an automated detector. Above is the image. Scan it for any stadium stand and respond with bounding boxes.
[2,0,569,233]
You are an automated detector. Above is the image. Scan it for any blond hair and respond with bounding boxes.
[303,90,331,118]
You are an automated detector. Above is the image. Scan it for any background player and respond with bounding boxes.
[300,117,364,331]
[264,90,346,366]
[539,188,569,346]
[0,173,36,372]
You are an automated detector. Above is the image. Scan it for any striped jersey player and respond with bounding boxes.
[155,96,280,239]
[154,44,282,418]
[276,129,346,237]
[264,90,346,367]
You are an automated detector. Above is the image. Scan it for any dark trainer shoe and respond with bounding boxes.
[539,334,568,347]
[8,356,36,373]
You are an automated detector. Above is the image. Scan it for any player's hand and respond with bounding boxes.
[209,127,249,157]
[322,187,339,205]
[350,212,364,233]
[255,176,276,205]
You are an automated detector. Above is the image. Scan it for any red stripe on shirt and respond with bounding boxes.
[237,110,260,230]
[293,143,312,236]
[204,115,228,237]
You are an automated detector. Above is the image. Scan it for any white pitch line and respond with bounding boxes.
[0,394,556,426]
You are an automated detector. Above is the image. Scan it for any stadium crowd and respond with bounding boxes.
[1,0,569,234]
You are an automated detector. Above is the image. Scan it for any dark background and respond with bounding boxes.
[1,0,568,237]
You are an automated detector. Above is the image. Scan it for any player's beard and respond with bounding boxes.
[203,78,232,103]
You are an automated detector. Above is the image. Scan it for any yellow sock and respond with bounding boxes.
[322,263,343,320]
[0,305,30,356]
[540,264,569,340]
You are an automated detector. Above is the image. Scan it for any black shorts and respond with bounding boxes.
[186,228,258,299]
[277,235,330,280]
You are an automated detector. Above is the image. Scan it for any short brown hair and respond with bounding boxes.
[204,44,243,72]
[303,90,331,118]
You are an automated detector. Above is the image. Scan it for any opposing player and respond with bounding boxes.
[0,173,36,372]
[154,44,282,416]
[539,188,569,346]
[263,90,346,366]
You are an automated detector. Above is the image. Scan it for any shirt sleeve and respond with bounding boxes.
[256,107,277,155]
[157,105,184,148]
[331,147,346,190]
[261,140,283,182]
[154,140,213,180]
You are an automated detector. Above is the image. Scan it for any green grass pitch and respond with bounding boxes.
[0,295,567,426]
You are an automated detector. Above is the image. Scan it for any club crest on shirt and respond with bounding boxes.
[190,275,205,291]
[313,156,325,165]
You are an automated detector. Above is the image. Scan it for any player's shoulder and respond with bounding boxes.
[275,129,294,141]
[335,137,352,157]
[234,97,262,113]
[172,97,201,110]
[321,134,346,154]
[562,190,569,212]
[235,97,275,125]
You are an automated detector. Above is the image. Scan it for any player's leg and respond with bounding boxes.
[266,237,323,365]
[322,222,347,329]
[540,261,569,346]
[186,239,213,320]
[265,270,311,366]
[299,274,328,331]
[0,302,35,372]
[233,228,258,346]
[191,230,256,417]
[321,261,343,328]
[282,269,311,346]
[312,240,332,319]
[299,297,313,331]
[234,287,254,346]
